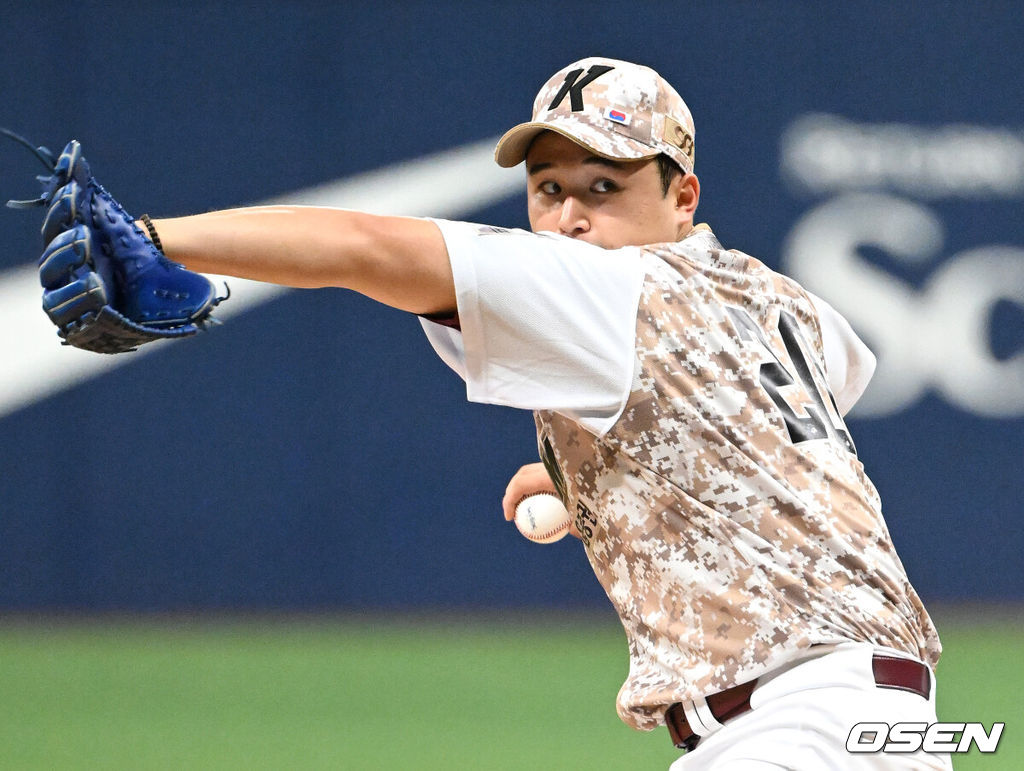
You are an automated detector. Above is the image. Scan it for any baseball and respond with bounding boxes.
[514,492,572,544]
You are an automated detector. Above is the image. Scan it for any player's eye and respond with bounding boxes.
[592,178,619,193]
[538,181,560,195]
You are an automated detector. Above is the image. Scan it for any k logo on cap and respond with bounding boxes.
[494,56,696,175]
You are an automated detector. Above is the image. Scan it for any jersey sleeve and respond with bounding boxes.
[419,220,646,436]
[807,291,877,416]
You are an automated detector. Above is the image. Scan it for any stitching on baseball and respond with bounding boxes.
[516,492,570,540]
[528,520,571,541]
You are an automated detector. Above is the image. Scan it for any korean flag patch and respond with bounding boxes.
[604,107,632,126]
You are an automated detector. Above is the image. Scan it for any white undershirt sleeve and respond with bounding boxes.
[808,291,877,416]
[419,220,646,436]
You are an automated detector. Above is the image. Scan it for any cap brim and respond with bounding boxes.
[494,119,659,168]
[494,123,548,168]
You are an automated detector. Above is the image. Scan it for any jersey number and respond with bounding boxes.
[727,307,856,454]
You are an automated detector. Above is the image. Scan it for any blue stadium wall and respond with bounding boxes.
[0,1,1021,611]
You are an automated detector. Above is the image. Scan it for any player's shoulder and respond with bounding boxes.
[644,225,825,324]
[642,224,759,283]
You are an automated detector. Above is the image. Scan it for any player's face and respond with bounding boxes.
[525,131,699,249]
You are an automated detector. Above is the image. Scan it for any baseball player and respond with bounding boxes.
[19,57,948,768]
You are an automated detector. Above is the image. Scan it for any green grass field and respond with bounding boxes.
[0,610,1018,769]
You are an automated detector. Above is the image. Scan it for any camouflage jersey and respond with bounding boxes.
[420,220,941,732]
[534,228,940,730]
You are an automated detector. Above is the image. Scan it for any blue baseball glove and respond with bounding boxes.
[3,129,227,353]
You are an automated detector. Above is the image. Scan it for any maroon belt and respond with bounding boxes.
[665,653,931,752]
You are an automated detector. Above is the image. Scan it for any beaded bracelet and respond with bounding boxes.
[139,214,164,252]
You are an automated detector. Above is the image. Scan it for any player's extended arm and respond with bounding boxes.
[153,207,456,317]
[6,134,455,352]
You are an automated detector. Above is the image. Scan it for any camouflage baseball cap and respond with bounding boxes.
[494,57,696,174]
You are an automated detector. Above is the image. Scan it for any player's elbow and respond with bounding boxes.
[334,214,457,316]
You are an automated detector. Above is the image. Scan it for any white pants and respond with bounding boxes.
[668,642,953,771]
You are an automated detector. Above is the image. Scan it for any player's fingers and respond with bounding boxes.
[502,464,533,517]
[503,463,558,521]
[503,466,535,520]
[504,464,535,495]
[501,486,521,521]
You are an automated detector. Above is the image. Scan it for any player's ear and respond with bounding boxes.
[673,172,700,231]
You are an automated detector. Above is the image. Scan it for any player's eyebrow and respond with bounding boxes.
[527,156,629,175]
[583,156,628,170]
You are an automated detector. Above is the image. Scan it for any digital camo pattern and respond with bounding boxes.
[494,56,696,174]
[534,227,941,731]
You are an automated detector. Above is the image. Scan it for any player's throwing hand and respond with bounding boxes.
[502,462,579,536]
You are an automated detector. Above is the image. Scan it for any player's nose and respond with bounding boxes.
[557,196,590,238]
